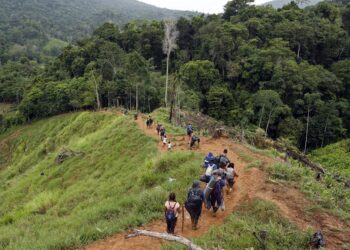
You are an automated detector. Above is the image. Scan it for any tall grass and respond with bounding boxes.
[0,112,203,250]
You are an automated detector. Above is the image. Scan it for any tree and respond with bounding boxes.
[223,0,254,20]
[303,93,322,153]
[163,19,179,107]
[253,90,287,138]
[125,52,149,111]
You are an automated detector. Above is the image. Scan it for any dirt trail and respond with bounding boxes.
[84,115,350,250]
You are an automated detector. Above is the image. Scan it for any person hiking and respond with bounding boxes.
[164,193,181,234]
[226,162,239,193]
[217,149,230,169]
[190,135,200,149]
[186,123,193,143]
[167,140,172,151]
[160,126,166,141]
[156,123,162,135]
[209,170,226,216]
[200,161,217,183]
[146,116,153,129]
[163,135,167,147]
[185,180,204,230]
[203,152,215,169]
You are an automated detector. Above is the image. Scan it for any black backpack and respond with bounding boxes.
[165,202,177,221]
[188,189,202,204]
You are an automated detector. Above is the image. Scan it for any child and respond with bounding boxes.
[163,135,167,147]
[167,140,172,151]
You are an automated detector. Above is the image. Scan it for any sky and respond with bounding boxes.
[139,0,269,14]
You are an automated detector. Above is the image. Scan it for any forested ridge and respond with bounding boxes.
[1,0,350,152]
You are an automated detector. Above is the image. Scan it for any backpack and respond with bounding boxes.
[165,202,177,221]
[187,125,193,133]
[188,189,202,204]
[219,155,230,168]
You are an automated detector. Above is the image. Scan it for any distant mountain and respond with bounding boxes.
[262,0,323,8]
[0,0,195,41]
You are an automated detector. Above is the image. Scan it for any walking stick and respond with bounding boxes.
[182,205,185,232]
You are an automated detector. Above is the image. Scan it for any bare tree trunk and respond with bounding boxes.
[126,229,203,250]
[135,83,139,112]
[92,72,101,110]
[297,42,301,59]
[304,106,310,154]
[258,105,265,128]
[265,109,273,138]
[165,52,170,107]
[321,116,329,148]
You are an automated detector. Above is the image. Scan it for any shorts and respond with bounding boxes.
[187,131,193,136]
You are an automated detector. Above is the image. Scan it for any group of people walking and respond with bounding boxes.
[144,115,238,234]
[163,149,238,234]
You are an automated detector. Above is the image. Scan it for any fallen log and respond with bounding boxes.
[125,229,203,250]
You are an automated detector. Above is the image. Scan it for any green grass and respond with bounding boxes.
[0,112,203,250]
[163,199,312,250]
[310,139,350,179]
[151,108,186,136]
[268,162,350,221]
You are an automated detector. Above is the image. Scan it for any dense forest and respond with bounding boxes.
[0,0,194,62]
[1,0,350,152]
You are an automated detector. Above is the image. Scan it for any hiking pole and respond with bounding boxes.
[182,204,185,232]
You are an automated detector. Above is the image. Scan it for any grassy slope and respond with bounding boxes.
[0,112,203,250]
[163,199,312,250]
[310,139,350,179]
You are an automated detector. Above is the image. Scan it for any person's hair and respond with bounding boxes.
[224,149,228,154]
[228,162,235,168]
[169,192,176,201]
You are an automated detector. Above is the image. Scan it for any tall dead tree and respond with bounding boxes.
[163,19,179,107]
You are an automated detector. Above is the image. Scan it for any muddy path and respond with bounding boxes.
[84,115,350,250]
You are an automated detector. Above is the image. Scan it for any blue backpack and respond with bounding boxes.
[165,202,177,221]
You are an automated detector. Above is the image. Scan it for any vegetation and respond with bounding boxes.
[0,112,203,249]
[268,161,350,221]
[163,199,312,250]
[311,139,350,179]
[1,0,349,153]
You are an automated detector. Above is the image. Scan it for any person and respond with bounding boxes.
[201,161,217,183]
[164,193,181,234]
[226,163,238,193]
[134,112,138,120]
[160,126,166,141]
[218,149,230,169]
[186,123,193,143]
[146,116,153,129]
[203,152,215,168]
[185,181,204,230]
[209,170,226,216]
[190,135,200,149]
[156,123,162,135]
[163,135,167,147]
[167,140,172,151]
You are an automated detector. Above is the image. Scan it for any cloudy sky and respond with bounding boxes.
[139,0,268,14]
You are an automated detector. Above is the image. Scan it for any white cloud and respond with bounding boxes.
[138,0,270,14]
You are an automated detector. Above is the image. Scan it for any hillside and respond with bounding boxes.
[1,110,349,249]
[0,0,195,62]
[262,0,322,8]
[0,112,203,249]
[311,139,350,179]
